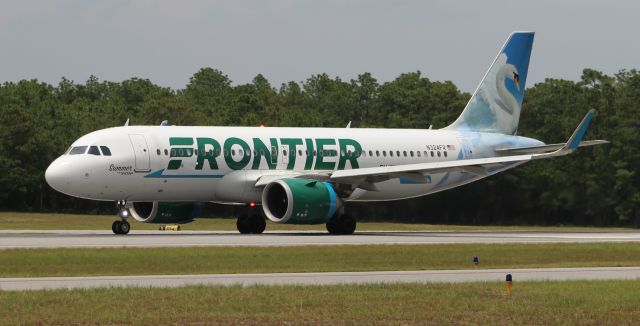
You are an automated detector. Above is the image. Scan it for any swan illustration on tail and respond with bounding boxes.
[446,31,534,135]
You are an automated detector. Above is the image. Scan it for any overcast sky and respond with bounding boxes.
[0,0,637,92]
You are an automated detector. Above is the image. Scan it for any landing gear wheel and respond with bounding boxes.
[326,214,356,235]
[237,214,266,234]
[120,220,130,234]
[237,214,252,234]
[251,216,266,234]
[112,220,130,235]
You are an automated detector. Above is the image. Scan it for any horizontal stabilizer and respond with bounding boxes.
[495,140,609,155]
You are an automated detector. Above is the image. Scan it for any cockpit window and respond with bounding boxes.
[69,146,88,155]
[88,146,101,156]
[100,146,112,156]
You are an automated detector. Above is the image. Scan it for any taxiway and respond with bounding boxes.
[1,267,639,291]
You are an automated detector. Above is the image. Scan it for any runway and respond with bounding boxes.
[1,267,639,291]
[1,230,639,249]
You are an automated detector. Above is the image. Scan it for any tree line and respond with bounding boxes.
[0,68,637,226]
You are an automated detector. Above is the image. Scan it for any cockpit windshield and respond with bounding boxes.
[69,146,88,155]
[87,146,101,155]
[67,145,112,156]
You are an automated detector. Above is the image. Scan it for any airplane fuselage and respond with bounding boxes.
[45,125,543,203]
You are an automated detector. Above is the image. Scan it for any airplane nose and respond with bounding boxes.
[45,158,72,193]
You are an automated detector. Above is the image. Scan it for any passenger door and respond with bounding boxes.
[129,134,151,172]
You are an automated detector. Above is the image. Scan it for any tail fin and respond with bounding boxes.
[446,31,534,135]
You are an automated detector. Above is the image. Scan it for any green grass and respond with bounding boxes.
[2,281,639,325]
[1,243,639,277]
[0,211,632,231]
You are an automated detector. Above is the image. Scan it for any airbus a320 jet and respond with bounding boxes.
[45,31,607,235]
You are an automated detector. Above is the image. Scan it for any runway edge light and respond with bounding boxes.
[506,274,513,295]
[473,256,479,267]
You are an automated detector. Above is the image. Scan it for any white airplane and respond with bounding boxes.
[45,31,607,235]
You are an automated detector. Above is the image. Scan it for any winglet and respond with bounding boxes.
[533,109,597,159]
[564,109,595,151]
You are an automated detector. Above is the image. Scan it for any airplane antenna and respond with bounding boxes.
[124,118,130,126]
[160,120,169,126]
[428,124,433,129]
[346,121,352,128]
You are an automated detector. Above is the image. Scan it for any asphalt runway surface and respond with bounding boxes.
[1,230,639,249]
[1,267,639,291]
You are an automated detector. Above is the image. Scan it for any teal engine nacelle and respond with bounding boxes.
[129,201,199,224]
[262,178,340,225]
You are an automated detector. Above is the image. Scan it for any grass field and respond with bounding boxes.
[2,281,639,325]
[1,243,639,277]
[0,212,632,231]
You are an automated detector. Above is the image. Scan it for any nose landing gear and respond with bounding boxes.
[113,200,131,235]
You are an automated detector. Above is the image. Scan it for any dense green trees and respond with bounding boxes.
[0,68,637,226]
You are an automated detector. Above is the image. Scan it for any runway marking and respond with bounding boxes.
[1,267,639,291]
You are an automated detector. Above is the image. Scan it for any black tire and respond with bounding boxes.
[326,220,338,235]
[114,221,123,235]
[236,214,252,234]
[112,220,121,234]
[120,221,130,235]
[338,215,356,235]
[251,216,266,234]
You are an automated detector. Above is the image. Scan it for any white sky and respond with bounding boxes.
[0,0,637,92]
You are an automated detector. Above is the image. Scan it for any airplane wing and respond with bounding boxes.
[330,110,605,188]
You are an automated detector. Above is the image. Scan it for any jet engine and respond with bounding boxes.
[128,201,199,224]
[262,178,340,224]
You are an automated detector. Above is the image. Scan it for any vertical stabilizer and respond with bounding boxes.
[446,31,534,135]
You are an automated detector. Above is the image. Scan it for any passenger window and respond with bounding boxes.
[195,149,199,156]
[156,149,161,155]
[417,151,421,157]
[238,149,243,156]
[69,146,88,155]
[424,151,428,158]
[88,146,100,156]
[410,151,414,157]
[396,151,400,157]
[383,151,387,157]
[369,150,373,157]
[298,150,302,156]
[390,151,394,157]
[403,151,407,157]
[224,150,229,157]
[430,151,434,157]
[376,150,380,157]
[444,151,448,157]
[164,149,168,156]
[437,151,441,157]
[283,150,287,156]
[231,149,236,156]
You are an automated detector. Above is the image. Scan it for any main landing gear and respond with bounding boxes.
[113,200,131,235]
[236,202,266,234]
[326,214,356,235]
